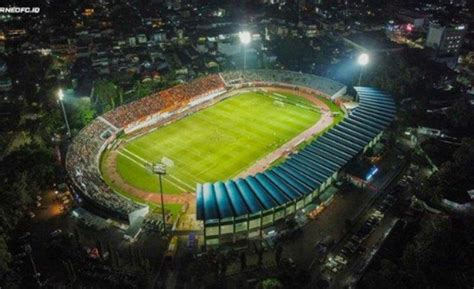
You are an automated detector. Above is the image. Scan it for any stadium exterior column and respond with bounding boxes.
[246,214,250,240]
[232,217,236,243]
[272,208,275,226]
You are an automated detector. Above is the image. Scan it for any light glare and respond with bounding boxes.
[239,31,251,45]
[58,88,64,100]
[358,53,369,66]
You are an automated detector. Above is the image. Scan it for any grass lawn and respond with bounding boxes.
[104,91,321,194]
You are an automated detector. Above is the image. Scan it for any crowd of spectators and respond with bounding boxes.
[103,74,226,129]
[220,70,345,96]
[66,118,143,219]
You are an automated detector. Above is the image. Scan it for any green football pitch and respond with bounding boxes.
[103,91,322,195]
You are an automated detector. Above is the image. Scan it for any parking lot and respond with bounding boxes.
[323,191,398,277]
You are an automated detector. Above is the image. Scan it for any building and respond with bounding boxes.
[396,9,428,30]
[426,23,467,57]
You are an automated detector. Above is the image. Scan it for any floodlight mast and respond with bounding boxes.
[153,163,167,235]
[357,53,369,86]
[239,31,251,70]
[58,88,71,138]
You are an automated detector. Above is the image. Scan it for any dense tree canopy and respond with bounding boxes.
[421,138,474,203]
[0,143,57,282]
[360,215,474,289]
[93,80,124,112]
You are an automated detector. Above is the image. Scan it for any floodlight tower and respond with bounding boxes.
[58,88,71,138]
[153,163,167,235]
[239,31,251,71]
[357,53,369,86]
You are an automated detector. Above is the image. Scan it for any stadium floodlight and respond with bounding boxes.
[153,163,167,235]
[358,53,369,66]
[57,88,71,138]
[58,88,64,100]
[357,53,369,86]
[239,31,251,70]
[239,31,251,45]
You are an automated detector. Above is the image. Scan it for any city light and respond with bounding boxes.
[358,53,369,66]
[239,31,251,45]
[365,166,379,181]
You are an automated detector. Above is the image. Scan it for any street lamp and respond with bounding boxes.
[153,163,167,235]
[357,53,369,86]
[239,31,251,70]
[58,88,71,138]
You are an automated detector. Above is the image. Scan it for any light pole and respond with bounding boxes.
[153,163,167,235]
[25,244,42,287]
[239,31,251,71]
[58,88,71,138]
[357,53,369,86]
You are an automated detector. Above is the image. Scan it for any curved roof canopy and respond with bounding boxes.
[197,87,395,221]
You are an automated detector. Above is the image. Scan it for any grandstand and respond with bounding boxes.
[196,87,395,246]
[220,70,346,98]
[67,74,227,223]
[66,70,349,226]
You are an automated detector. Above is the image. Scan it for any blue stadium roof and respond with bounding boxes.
[197,87,395,221]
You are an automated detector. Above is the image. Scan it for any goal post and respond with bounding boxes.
[273,100,285,107]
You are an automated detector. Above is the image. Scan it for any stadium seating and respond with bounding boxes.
[102,75,226,129]
[66,118,144,219]
[220,70,345,97]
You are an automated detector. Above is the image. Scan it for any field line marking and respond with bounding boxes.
[167,174,195,191]
[117,150,148,169]
[126,141,206,185]
[122,147,152,166]
[120,149,149,167]
[163,176,188,192]
[119,150,189,192]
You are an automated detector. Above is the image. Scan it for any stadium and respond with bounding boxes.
[66,70,394,246]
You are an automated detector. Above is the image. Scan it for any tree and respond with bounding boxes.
[69,98,96,128]
[361,214,474,289]
[257,278,283,289]
[0,234,12,274]
[94,80,123,112]
[449,96,474,132]
[420,138,474,203]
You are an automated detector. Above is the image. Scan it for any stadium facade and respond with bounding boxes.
[65,70,394,244]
